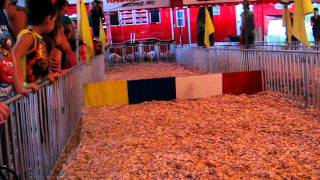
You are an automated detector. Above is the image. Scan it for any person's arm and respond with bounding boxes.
[47,47,62,83]
[49,47,62,72]
[12,33,39,95]
[0,103,10,123]
[61,43,77,68]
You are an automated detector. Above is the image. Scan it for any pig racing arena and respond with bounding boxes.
[53,52,320,179]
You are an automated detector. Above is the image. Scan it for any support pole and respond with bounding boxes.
[187,7,192,46]
[284,4,289,45]
[170,8,175,41]
[244,0,249,47]
[76,0,81,64]
[261,4,265,42]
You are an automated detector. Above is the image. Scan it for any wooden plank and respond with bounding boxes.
[223,71,262,95]
[84,81,129,107]
[127,77,176,104]
[176,74,223,100]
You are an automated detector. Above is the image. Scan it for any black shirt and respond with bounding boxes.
[311,15,320,36]
[90,7,104,27]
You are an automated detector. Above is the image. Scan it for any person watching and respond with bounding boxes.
[12,0,59,95]
[311,8,320,42]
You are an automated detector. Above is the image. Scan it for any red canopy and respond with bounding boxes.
[106,0,280,6]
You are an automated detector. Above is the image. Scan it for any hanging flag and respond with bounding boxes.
[282,5,293,44]
[292,0,313,47]
[204,7,215,48]
[99,19,107,53]
[79,0,94,61]
[303,0,313,15]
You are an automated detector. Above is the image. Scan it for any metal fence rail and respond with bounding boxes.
[213,41,320,51]
[0,55,105,179]
[107,42,176,64]
[176,46,320,107]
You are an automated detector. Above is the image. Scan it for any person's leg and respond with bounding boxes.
[317,34,320,42]
[313,33,317,42]
[93,26,99,38]
[248,33,255,45]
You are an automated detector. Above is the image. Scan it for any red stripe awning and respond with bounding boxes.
[106,0,280,5]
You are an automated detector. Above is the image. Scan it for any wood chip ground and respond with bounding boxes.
[105,63,203,81]
[57,64,320,179]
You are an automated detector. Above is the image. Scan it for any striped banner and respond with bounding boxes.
[84,71,263,107]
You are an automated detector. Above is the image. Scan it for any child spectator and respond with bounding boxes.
[0,0,15,100]
[55,0,72,27]
[64,23,76,51]
[5,0,27,36]
[48,25,76,70]
[43,33,62,73]
[79,40,87,63]
[53,0,77,69]
[12,0,59,95]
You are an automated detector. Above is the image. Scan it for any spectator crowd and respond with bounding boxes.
[0,0,102,123]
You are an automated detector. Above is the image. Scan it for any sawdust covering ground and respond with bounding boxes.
[105,63,203,81]
[58,93,320,179]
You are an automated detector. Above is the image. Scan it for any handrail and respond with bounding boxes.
[2,59,97,105]
[176,45,320,54]
[0,55,106,180]
[176,46,320,107]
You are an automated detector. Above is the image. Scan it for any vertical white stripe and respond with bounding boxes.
[187,7,192,46]
[170,8,175,41]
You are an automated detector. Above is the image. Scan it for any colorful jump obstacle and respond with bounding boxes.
[84,71,262,107]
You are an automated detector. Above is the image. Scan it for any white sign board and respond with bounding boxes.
[183,0,255,5]
[68,0,93,4]
[105,0,170,11]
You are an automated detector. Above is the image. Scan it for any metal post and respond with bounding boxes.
[187,7,192,46]
[155,42,160,63]
[243,0,249,48]
[303,53,309,107]
[76,0,81,64]
[261,4,265,42]
[284,4,290,45]
[170,8,175,41]
[170,42,176,61]
[122,46,127,63]
[138,43,144,63]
